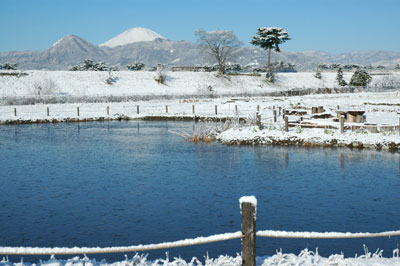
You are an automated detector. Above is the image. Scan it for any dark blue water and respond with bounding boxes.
[0,121,399,262]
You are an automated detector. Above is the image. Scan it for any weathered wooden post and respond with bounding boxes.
[137,105,139,114]
[398,118,400,133]
[14,108,17,116]
[273,110,277,123]
[257,105,260,112]
[235,105,238,115]
[285,116,289,132]
[240,196,257,266]
[77,107,80,116]
[166,105,168,114]
[282,109,286,119]
[340,115,345,134]
[215,105,218,115]
[278,106,281,115]
[47,107,49,116]
[192,105,195,114]
[107,106,110,115]
[256,113,262,130]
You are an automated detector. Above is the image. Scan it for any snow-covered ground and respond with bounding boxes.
[1,249,400,266]
[2,70,394,98]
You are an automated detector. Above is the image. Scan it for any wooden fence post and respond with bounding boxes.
[47,107,49,116]
[192,105,195,114]
[14,108,17,116]
[340,115,345,134]
[137,105,139,114]
[235,105,238,115]
[107,106,110,115]
[215,105,217,115]
[77,107,80,116]
[257,105,260,112]
[241,199,256,266]
[285,116,289,132]
[166,105,168,114]
[273,110,277,123]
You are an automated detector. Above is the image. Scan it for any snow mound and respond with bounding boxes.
[100,27,166,48]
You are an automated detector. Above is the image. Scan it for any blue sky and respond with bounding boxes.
[1,0,399,53]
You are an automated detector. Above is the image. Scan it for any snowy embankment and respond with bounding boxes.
[217,125,400,151]
[0,70,367,99]
[1,250,400,266]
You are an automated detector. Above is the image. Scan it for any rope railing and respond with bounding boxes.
[2,229,400,256]
[256,230,400,239]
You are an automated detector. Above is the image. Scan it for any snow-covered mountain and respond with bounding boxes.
[100,27,166,48]
[1,28,400,70]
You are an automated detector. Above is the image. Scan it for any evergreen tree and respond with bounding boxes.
[0,62,18,70]
[349,69,372,87]
[250,27,290,81]
[395,64,400,70]
[336,68,347,86]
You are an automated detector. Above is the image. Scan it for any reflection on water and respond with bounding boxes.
[0,121,399,262]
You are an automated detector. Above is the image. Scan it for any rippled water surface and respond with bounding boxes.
[0,121,399,261]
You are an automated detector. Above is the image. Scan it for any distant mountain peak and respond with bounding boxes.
[50,35,85,48]
[99,27,166,48]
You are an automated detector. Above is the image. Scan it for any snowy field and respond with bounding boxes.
[0,71,359,98]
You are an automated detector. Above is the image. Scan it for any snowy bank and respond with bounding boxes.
[0,70,389,100]
[217,125,400,152]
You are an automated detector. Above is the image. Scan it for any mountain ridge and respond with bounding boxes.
[1,29,400,70]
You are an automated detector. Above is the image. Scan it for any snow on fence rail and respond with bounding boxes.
[1,196,399,266]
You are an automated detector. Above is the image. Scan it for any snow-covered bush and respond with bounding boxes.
[350,69,372,87]
[225,64,242,72]
[154,64,167,84]
[70,59,115,71]
[202,65,218,72]
[106,70,118,85]
[314,70,322,79]
[0,62,18,70]
[127,62,145,71]
[33,78,59,96]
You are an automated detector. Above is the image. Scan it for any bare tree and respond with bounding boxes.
[194,29,243,75]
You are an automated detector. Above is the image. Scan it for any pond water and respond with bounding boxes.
[0,121,399,262]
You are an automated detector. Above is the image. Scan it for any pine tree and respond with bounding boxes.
[349,69,372,87]
[395,64,400,70]
[250,27,290,81]
[336,68,347,86]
